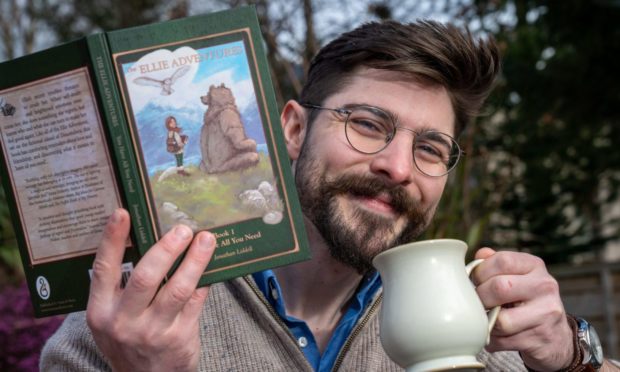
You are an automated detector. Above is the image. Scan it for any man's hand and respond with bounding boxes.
[86,208,215,372]
[472,248,574,371]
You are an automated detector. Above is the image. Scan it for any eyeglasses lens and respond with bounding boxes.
[344,107,460,177]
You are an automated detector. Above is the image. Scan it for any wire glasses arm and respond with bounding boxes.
[300,103,351,116]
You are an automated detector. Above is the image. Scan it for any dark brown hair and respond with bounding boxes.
[300,20,500,136]
[165,115,178,130]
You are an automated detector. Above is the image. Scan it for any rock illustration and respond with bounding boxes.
[199,84,259,173]
[239,181,283,225]
[159,201,200,232]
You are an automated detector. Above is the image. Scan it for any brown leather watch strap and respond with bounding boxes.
[557,315,589,372]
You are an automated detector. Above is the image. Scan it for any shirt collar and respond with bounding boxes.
[251,269,381,317]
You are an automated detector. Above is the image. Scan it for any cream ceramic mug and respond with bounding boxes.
[372,239,500,372]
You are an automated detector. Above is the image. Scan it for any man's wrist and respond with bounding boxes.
[524,315,586,372]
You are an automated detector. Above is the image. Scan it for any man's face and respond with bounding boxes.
[289,68,455,274]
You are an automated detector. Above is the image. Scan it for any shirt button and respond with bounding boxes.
[298,336,308,348]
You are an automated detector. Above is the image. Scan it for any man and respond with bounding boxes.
[41,19,615,371]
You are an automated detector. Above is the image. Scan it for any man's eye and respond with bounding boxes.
[415,142,448,163]
[348,117,390,137]
[352,118,381,131]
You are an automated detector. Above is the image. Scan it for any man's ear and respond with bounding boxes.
[280,100,308,161]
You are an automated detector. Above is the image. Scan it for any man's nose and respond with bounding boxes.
[368,131,416,185]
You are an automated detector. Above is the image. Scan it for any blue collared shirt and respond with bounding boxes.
[252,269,382,372]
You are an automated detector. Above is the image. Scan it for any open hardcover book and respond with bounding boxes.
[0,6,310,317]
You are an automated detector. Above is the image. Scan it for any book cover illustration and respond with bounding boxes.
[113,29,302,279]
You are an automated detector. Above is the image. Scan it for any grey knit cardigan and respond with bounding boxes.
[40,276,527,371]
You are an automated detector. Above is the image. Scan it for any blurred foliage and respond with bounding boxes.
[1,0,619,283]
[474,0,620,263]
[0,185,21,286]
[37,0,171,41]
[421,0,620,265]
[0,281,65,370]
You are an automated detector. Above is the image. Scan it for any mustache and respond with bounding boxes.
[323,173,419,216]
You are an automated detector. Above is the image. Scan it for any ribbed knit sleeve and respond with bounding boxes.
[39,312,110,371]
[479,350,528,371]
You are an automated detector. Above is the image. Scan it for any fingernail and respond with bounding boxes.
[198,233,215,251]
[174,225,192,240]
[109,209,122,224]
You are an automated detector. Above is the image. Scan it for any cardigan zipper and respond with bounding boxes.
[330,293,383,372]
[242,276,315,370]
[243,276,297,342]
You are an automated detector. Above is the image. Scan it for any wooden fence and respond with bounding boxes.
[551,262,620,359]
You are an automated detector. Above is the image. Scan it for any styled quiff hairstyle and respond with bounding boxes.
[299,20,500,136]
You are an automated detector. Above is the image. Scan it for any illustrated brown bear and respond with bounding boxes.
[199,84,259,173]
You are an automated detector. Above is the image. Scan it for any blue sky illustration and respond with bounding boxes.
[120,40,269,176]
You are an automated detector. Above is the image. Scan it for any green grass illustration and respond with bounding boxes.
[151,153,279,233]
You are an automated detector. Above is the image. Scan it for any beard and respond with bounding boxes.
[294,147,431,274]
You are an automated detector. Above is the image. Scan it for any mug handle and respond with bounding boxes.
[465,258,500,345]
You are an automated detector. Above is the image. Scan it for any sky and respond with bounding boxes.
[121,40,256,114]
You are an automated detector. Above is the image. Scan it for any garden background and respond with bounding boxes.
[1,0,619,370]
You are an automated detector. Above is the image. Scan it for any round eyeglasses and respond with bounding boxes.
[301,103,463,177]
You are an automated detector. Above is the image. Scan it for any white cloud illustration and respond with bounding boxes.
[122,47,257,115]
[123,46,200,112]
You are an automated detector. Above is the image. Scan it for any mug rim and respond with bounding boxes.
[372,238,467,265]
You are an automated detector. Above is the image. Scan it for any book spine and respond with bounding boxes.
[86,34,156,251]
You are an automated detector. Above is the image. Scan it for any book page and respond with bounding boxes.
[0,68,122,264]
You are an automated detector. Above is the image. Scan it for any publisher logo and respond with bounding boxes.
[0,97,16,117]
[36,276,50,300]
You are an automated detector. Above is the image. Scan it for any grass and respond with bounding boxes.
[150,153,279,232]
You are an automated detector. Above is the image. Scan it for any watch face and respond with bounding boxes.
[588,324,604,365]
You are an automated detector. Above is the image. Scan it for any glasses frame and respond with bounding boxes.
[301,103,464,177]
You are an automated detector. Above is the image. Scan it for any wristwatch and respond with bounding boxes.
[575,317,604,371]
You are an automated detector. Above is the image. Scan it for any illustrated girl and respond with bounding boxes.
[165,116,190,176]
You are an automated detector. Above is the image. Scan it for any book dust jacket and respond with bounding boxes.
[0,6,310,317]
